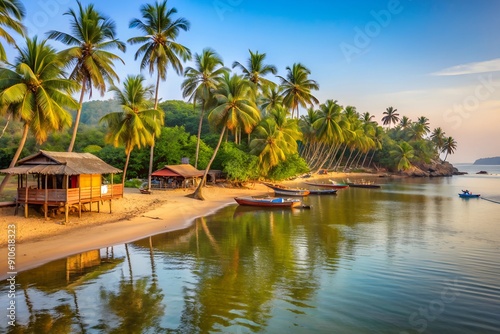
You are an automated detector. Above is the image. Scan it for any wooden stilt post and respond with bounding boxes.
[78,175,82,218]
[44,175,48,220]
[90,174,92,213]
[64,175,69,224]
[110,174,113,214]
[24,174,28,218]
[98,175,101,213]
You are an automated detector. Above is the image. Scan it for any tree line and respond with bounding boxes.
[0,0,458,198]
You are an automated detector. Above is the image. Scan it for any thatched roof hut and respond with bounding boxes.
[1,150,122,176]
[0,150,123,223]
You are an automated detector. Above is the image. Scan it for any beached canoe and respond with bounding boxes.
[304,181,349,189]
[234,196,302,208]
[262,183,310,196]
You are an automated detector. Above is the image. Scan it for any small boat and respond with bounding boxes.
[345,178,381,188]
[308,188,338,195]
[262,183,310,196]
[458,191,480,198]
[304,181,349,189]
[346,182,381,189]
[234,196,302,208]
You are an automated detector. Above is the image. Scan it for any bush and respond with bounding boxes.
[267,154,309,181]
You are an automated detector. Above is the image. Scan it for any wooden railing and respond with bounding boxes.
[17,184,123,205]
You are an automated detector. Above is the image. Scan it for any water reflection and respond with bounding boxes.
[1,176,500,333]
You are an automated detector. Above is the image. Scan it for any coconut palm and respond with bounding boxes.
[100,75,164,187]
[390,141,414,171]
[232,49,277,90]
[308,100,350,171]
[441,136,457,162]
[0,37,79,193]
[192,73,260,200]
[278,63,319,119]
[416,116,430,137]
[250,119,288,175]
[0,0,26,61]
[182,48,226,168]
[267,105,302,154]
[399,115,411,129]
[128,0,191,189]
[259,84,283,115]
[381,106,400,128]
[47,1,126,152]
[430,127,446,155]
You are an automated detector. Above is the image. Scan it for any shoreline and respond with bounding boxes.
[0,172,383,281]
[0,184,271,281]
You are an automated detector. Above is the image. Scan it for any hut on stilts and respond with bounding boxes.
[0,150,123,223]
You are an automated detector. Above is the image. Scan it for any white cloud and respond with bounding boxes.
[432,58,500,76]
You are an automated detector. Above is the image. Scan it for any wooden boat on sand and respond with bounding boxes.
[262,182,310,196]
[234,196,302,208]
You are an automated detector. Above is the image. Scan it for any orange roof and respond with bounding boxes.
[152,164,204,178]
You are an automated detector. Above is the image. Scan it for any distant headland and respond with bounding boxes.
[473,157,500,165]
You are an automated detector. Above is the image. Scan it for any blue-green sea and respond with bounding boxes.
[1,165,500,333]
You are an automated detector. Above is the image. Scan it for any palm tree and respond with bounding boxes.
[416,116,430,137]
[0,0,25,61]
[181,48,226,168]
[430,127,446,156]
[390,141,414,171]
[232,49,277,90]
[249,119,287,175]
[0,37,79,194]
[381,106,400,128]
[128,0,191,190]
[47,1,126,152]
[100,75,164,187]
[441,136,457,162]
[278,63,319,119]
[399,115,411,129]
[192,73,260,200]
[259,85,283,115]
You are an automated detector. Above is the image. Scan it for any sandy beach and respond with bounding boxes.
[0,183,273,281]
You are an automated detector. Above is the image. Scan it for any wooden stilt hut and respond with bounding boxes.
[0,150,123,223]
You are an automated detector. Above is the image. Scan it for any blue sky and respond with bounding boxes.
[12,0,500,163]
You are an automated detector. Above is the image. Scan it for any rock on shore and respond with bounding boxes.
[400,161,463,177]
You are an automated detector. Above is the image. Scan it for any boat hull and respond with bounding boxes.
[234,197,302,208]
[308,189,338,194]
[347,183,381,189]
[458,193,480,198]
[263,183,310,196]
[304,182,349,189]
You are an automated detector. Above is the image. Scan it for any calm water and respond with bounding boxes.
[1,166,500,333]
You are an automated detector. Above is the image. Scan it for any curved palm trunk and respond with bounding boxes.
[367,149,377,167]
[335,145,348,171]
[192,125,226,200]
[148,73,162,190]
[0,123,29,194]
[443,152,449,162]
[67,85,86,152]
[194,104,205,169]
[0,113,11,139]
[122,151,131,188]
